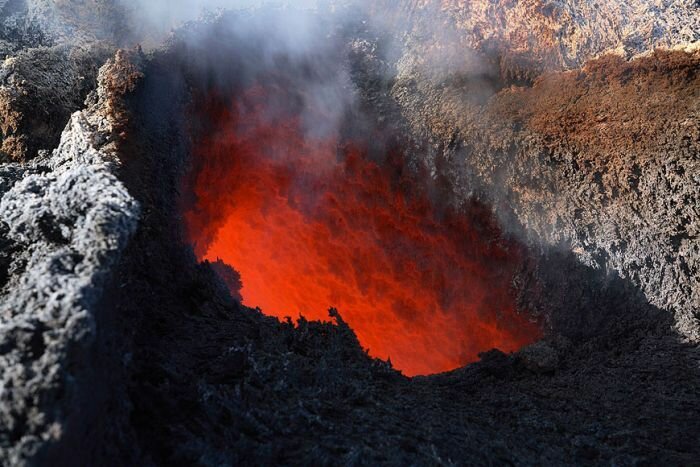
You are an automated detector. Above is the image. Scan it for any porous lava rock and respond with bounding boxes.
[0,44,114,161]
[0,0,131,162]
[0,53,140,465]
[391,46,700,342]
[0,2,698,466]
[374,0,700,82]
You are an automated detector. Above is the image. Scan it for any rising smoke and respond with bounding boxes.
[162,1,540,375]
[118,0,328,46]
[104,0,532,374]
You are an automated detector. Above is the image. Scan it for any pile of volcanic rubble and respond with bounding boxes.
[1,1,698,465]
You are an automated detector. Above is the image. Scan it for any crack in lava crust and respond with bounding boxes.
[183,86,540,376]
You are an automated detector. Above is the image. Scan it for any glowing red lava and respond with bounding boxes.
[184,86,540,376]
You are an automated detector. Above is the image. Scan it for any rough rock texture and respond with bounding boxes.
[0,0,50,57]
[0,55,140,465]
[0,0,128,55]
[0,2,699,466]
[375,0,700,82]
[390,47,700,342]
[0,0,133,162]
[83,35,698,464]
[374,1,700,343]
[0,44,114,162]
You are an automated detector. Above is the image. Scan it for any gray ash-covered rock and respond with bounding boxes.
[0,2,699,466]
[0,0,128,55]
[0,0,50,57]
[0,44,115,162]
[389,45,700,343]
[0,0,134,163]
[0,57,140,464]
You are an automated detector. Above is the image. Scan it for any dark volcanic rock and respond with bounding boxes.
[0,44,114,162]
[391,47,700,343]
[0,0,133,162]
[77,14,696,465]
[0,3,699,466]
[0,55,140,465]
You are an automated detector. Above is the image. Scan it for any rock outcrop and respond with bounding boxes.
[391,43,700,342]
[375,0,700,81]
[0,44,114,161]
[0,54,140,465]
[0,0,132,162]
[0,2,698,465]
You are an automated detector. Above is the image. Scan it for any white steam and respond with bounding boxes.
[119,0,325,45]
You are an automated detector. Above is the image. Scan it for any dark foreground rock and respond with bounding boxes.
[0,44,114,161]
[0,3,698,466]
[0,53,139,465]
[0,0,131,163]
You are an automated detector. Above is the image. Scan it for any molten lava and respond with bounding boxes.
[184,86,540,376]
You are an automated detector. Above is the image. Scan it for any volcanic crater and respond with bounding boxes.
[0,2,699,466]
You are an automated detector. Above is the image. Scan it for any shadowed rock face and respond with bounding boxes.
[0,0,129,162]
[0,2,698,466]
[391,47,700,342]
[0,44,114,162]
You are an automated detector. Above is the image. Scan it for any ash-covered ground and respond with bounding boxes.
[1,1,699,465]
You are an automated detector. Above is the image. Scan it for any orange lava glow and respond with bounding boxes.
[184,86,540,376]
